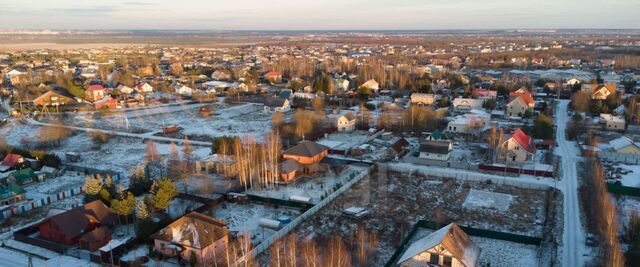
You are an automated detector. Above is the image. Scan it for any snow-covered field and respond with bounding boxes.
[67,102,273,140]
[463,189,514,212]
[24,172,85,199]
[619,164,640,187]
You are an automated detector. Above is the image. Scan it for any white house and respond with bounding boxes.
[136,82,154,93]
[446,111,490,135]
[174,84,194,96]
[419,140,453,161]
[334,78,350,92]
[264,97,290,113]
[452,98,483,113]
[335,112,356,132]
[116,85,134,95]
[360,79,379,92]
[397,223,480,267]
[600,114,625,131]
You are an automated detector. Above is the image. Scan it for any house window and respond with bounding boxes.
[429,253,439,264]
[515,146,519,150]
[443,256,453,267]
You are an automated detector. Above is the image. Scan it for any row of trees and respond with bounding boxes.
[269,227,378,267]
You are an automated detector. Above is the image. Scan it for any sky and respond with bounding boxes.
[0,0,638,30]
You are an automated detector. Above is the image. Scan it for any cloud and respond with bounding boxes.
[49,5,118,16]
[122,1,156,6]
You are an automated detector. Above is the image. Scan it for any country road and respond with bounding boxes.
[555,100,585,267]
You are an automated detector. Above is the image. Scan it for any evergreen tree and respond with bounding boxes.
[111,192,136,225]
[135,200,150,220]
[152,178,178,211]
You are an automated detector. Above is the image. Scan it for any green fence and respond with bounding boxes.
[607,183,640,197]
[385,220,543,267]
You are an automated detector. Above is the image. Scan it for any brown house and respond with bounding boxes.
[282,141,328,177]
[33,90,75,106]
[38,200,117,247]
[153,212,229,265]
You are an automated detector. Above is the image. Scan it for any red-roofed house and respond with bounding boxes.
[85,85,108,102]
[473,89,497,99]
[505,89,535,117]
[0,154,25,172]
[264,71,282,84]
[498,128,536,163]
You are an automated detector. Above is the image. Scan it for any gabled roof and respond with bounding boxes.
[152,212,228,249]
[398,223,480,267]
[419,140,452,154]
[280,158,301,173]
[509,90,534,106]
[341,112,356,121]
[46,200,116,239]
[264,97,287,107]
[610,136,640,151]
[2,154,24,168]
[284,141,329,157]
[511,128,536,153]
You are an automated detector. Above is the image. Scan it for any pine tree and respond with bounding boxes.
[135,200,149,220]
[111,192,136,225]
[83,176,102,196]
[152,178,177,211]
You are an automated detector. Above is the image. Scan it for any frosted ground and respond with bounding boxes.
[258,169,548,265]
[66,101,273,141]
[463,189,514,212]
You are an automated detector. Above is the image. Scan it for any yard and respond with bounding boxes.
[257,168,549,266]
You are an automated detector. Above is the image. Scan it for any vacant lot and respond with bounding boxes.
[258,168,548,266]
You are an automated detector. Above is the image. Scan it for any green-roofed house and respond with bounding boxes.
[8,168,37,185]
[0,184,26,206]
[426,130,448,141]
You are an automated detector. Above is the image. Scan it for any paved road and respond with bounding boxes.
[555,100,585,267]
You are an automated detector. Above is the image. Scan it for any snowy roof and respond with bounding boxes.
[398,223,480,267]
[152,211,228,249]
[609,136,640,151]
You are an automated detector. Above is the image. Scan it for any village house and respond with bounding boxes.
[609,136,640,154]
[174,84,194,96]
[263,97,290,113]
[335,112,356,132]
[282,141,329,177]
[135,82,154,94]
[115,84,134,95]
[359,79,380,93]
[590,84,616,100]
[334,78,350,92]
[600,114,626,131]
[0,153,26,173]
[410,93,437,106]
[505,89,535,117]
[397,223,480,267]
[38,200,117,249]
[84,84,108,102]
[153,212,229,265]
[446,111,490,135]
[419,140,453,161]
[497,128,536,163]
[452,98,483,113]
[264,71,283,84]
[473,89,497,99]
[33,90,75,107]
[0,184,26,206]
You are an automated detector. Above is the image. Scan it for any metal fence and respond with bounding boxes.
[386,163,551,190]
[1,186,83,221]
[236,165,373,263]
[599,151,640,165]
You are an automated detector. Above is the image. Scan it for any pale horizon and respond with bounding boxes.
[1,0,639,30]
